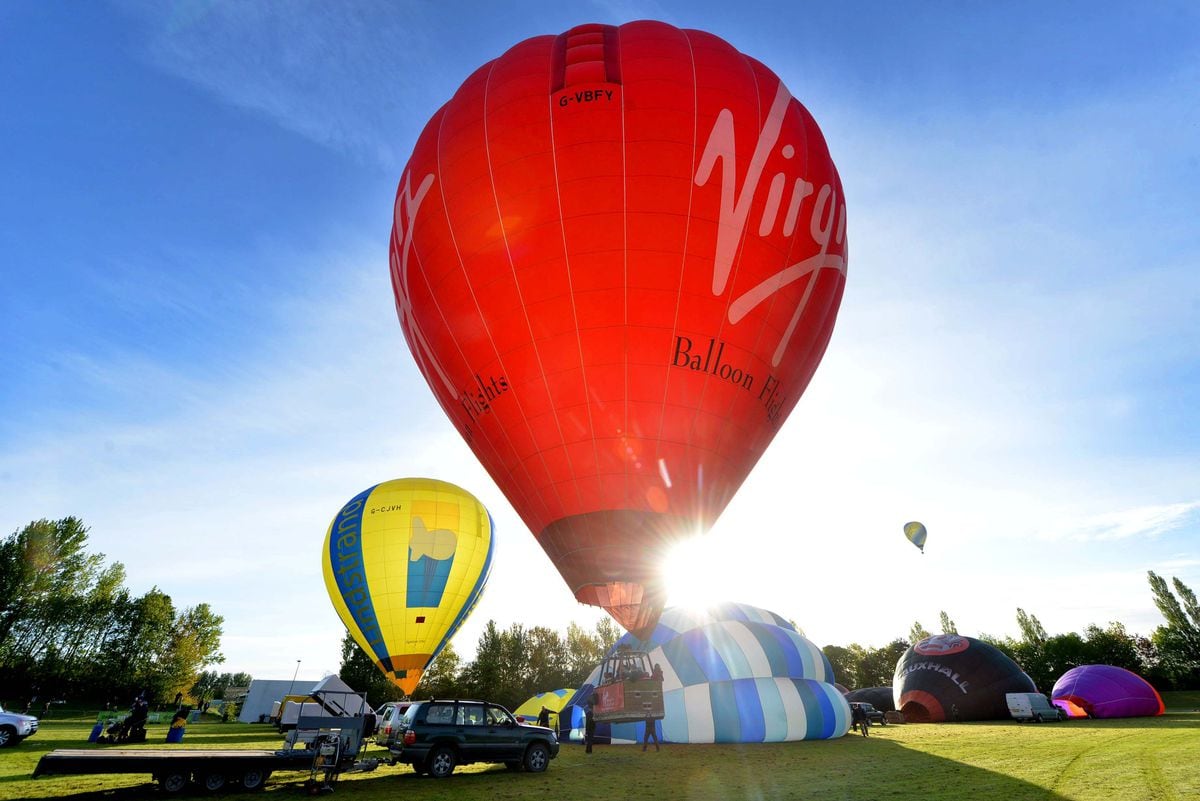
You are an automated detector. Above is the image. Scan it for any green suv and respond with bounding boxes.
[390,699,559,778]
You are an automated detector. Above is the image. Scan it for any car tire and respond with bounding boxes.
[427,746,456,778]
[1034,713,1043,723]
[0,726,16,747]
[523,742,550,773]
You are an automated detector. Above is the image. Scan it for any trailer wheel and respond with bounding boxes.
[240,768,270,791]
[200,771,226,792]
[157,771,189,794]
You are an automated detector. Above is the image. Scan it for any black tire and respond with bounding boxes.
[0,726,16,747]
[523,742,550,773]
[240,768,270,790]
[200,771,226,792]
[158,771,189,795]
[1034,713,1043,723]
[427,746,456,778]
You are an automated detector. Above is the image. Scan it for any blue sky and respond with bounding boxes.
[2,1,1197,681]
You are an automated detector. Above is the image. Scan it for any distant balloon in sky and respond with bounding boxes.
[904,521,927,553]
[322,478,494,695]
[389,21,847,637]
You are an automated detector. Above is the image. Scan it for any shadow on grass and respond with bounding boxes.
[22,737,1075,801]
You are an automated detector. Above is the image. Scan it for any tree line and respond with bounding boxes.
[342,570,1199,708]
[823,572,1200,693]
[340,618,622,710]
[0,518,227,710]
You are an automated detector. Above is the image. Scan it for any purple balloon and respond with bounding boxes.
[1051,665,1164,719]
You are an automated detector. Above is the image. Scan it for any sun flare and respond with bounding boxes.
[662,535,724,612]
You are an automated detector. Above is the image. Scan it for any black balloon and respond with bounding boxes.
[893,635,1035,722]
[845,686,895,712]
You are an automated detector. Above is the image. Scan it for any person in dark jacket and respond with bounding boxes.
[536,706,551,727]
[584,701,596,754]
[642,714,660,752]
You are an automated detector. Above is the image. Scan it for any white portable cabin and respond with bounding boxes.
[238,679,322,723]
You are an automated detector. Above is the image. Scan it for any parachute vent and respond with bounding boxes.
[552,23,622,92]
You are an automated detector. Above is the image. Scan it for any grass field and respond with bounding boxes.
[4,693,1197,801]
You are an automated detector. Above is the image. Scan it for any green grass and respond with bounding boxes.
[5,692,1197,800]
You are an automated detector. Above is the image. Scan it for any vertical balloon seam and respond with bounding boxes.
[650,23,702,487]
[546,28,603,520]
[685,36,763,493]
[483,41,580,524]
[326,484,391,668]
[432,504,495,667]
[460,57,555,524]
[428,66,547,527]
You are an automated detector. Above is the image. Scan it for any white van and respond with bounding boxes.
[1006,693,1066,722]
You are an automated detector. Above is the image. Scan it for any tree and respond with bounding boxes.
[420,642,463,699]
[1016,608,1048,645]
[858,640,908,687]
[0,518,103,650]
[939,611,958,635]
[337,631,406,706]
[822,645,861,689]
[909,621,931,645]
[1146,572,1200,689]
[0,517,227,704]
[1082,622,1140,672]
[191,671,253,705]
[156,603,226,702]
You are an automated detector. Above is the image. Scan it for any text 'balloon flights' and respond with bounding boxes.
[390,21,848,637]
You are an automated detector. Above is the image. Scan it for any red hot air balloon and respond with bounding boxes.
[390,21,847,637]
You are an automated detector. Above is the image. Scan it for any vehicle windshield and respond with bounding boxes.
[487,705,514,726]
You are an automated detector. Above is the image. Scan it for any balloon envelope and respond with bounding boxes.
[904,522,927,552]
[845,686,896,712]
[1051,665,1164,719]
[390,20,848,636]
[894,635,1035,722]
[322,478,494,695]
[514,688,575,728]
[559,602,850,743]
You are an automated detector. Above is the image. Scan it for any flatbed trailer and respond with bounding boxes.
[33,713,376,794]
[34,748,317,793]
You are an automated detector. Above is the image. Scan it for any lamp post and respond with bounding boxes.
[287,660,301,698]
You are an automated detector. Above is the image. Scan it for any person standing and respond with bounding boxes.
[642,715,660,752]
[584,701,596,754]
[537,706,551,728]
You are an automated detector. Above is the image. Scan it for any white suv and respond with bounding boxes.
[0,703,39,746]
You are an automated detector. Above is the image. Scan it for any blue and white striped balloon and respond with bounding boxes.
[561,602,851,743]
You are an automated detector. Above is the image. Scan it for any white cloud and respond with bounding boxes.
[1042,502,1200,543]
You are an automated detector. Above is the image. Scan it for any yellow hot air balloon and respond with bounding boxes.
[322,478,494,695]
[904,521,928,553]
